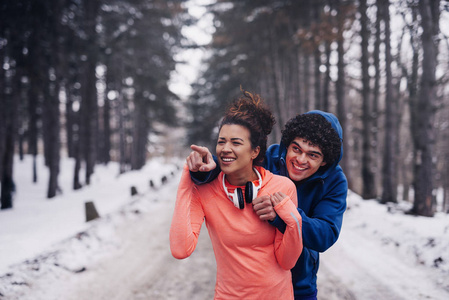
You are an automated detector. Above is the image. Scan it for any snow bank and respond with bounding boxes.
[0,155,181,275]
[345,190,449,276]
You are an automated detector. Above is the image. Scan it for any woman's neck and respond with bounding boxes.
[225,166,258,186]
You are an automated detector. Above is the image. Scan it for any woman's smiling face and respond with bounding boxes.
[216,124,259,183]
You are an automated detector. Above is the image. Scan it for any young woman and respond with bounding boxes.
[170,90,303,299]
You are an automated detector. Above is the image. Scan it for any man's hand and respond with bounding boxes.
[252,195,277,221]
[270,192,287,206]
[186,145,216,172]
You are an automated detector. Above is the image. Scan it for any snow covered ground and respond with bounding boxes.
[1,155,449,299]
[318,191,449,299]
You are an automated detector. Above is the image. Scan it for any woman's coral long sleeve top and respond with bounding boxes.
[170,165,303,299]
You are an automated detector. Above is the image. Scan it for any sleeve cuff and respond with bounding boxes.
[190,170,213,184]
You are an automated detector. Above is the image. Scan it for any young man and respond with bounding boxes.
[187,110,348,300]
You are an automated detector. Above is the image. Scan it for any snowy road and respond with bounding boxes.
[2,167,448,300]
[68,179,448,300]
[38,174,216,300]
[1,170,217,300]
[61,181,217,300]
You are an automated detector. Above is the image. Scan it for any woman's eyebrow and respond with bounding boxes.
[218,137,244,142]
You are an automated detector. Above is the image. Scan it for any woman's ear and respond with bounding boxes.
[251,146,260,160]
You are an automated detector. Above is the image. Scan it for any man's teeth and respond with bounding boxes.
[293,164,306,171]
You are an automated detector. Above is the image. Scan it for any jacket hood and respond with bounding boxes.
[278,110,344,180]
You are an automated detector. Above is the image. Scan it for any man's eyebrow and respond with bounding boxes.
[291,141,323,157]
[291,141,301,148]
[310,150,323,157]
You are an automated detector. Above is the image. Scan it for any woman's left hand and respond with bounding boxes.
[270,192,287,206]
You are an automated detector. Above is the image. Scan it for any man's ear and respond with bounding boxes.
[320,161,327,167]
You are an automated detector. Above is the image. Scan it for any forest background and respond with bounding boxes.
[1,0,449,219]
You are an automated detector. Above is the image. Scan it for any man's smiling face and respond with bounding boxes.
[285,137,327,183]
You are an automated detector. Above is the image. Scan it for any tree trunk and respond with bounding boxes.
[0,100,16,208]
[26,6,43,184]
[335,0,352,190]
[372,0,382,193]
[102,93,111,164]
[83,57,98,185]
[66,94,75,158]
[96,63,109,165]
[73,143,82,190]
[295,48,304,115]
[1,31,19,209]
[0,87,16,209]
[285,51,296,120]
[380,0,398,204]
[131,96,144,170]
[83,0,100,185]
[28,78,40,183]
[410,0,440,216]
[0,10,6,191]
[1,133,16,210]
[41,0,63,199]
[101,53,117,165]
[118,92,127,174]
[303,54,312,112]
[313,48,321,110]
[360,0,376,199]
[268,26,285,130]
[322,41,331,112]
[73,101,82,190]
[444,187,449,214]
[44,81,61,199]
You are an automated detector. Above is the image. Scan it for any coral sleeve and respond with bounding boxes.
[169,165,205,259]
[273,185,303,270]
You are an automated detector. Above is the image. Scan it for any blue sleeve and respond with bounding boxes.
[190,156,221,184]
[269,215,286,233]
[300,174,347,252]
[270,171,348,253]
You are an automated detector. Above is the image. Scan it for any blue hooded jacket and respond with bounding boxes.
[190,110,348,298]
[265,110,347,297]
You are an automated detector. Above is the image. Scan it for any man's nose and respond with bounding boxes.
[295,153,307,163]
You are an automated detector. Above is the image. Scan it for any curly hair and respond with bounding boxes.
[220,89,275,165]
[281,113,341,166]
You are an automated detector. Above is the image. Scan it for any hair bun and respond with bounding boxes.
[241,89,275,135]
[220,88,275,166]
